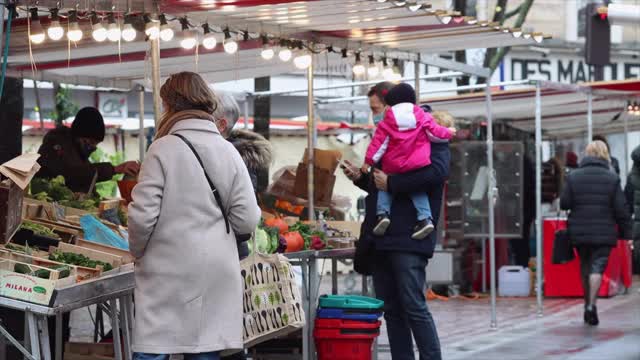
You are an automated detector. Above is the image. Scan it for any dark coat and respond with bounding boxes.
[560,157,631,247]
[624,146,640,241]
[228,129,272,259]
[35,127,114,193]
[355,142,450,272]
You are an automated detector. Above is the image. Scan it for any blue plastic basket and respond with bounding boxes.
[316,308,382,322]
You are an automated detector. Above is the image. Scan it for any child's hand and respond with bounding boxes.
[448,127,457,137]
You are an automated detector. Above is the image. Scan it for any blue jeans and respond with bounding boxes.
[373,252,441,360]
[377,190,431,221]
[133,352,220,360]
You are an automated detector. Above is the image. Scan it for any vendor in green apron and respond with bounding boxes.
[36,107,140,192]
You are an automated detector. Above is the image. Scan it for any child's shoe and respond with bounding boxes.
[373,214,391,236]
[411,219,434,240]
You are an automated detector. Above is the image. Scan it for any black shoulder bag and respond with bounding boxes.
[173,134,230,234]
[552,212,574,264]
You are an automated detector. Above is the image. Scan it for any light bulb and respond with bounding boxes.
[48,20,64,40]
[367,56,379,77]
[408,2,422,12]
[122,23,137,42]
[107,14,121,42]
[383,67,395,80]
[223,28,238,54]
[353,53,365,76]
[261,47,274,60]
[66,11,83,42]
[438,15,452,24]
[90,12,106,42]
[159,14,174,41]
[144,15,159,40]
[181,30,198,50]
[201,24,217,50]
[279,48,292,62]
[294,54,312,69]
[29,8,46,44]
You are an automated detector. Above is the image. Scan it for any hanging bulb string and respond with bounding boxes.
[27,7,38,77]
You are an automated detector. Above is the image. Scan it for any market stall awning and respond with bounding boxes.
[423,80,640,139]
[3,1,549,88]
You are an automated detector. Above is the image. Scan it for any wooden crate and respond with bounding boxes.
[0,179,24,243]
[0,259,75,305]
[0,248,99,280]
[54,242,124,269]
[24,218,81,243]
[65,342,114,360]
[74,239,134,264]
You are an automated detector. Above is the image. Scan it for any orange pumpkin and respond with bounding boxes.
[264,217,289,235]
[283,231,304,253]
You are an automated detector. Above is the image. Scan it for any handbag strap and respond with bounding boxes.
[173,133,230,234]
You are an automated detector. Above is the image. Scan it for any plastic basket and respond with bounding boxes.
[314,319,381,360]
[316,308,382,322]
[318,295,383,311]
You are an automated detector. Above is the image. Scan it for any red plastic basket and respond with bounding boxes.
[314,319,381,360]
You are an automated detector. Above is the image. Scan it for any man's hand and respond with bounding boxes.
[115,161,141,177]
[341,160,362,182]
[629,240,635,251]
[361,164,371,174]
[373,169,389,192]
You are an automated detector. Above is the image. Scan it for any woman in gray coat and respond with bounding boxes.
[128,72,261,360]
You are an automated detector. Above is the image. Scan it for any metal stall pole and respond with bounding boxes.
[535,81,543,317]
[414,54,421,98]
[485,82,498,330]
[307,56,315,221]
[243,95,250,130]
[138,85,145,161]
[624,113,629,178]
[587,90,593,142]
[150,37,162,126]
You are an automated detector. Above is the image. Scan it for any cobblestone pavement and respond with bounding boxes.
[70,273,640,359]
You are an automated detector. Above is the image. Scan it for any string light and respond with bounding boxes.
[341,48,348,59]
[279,40,292,62]
[260,34,274,60]
[29,8,46,44]
[107,13,121,42]
[179,18,197,50]
[159,14,174,42]
[407,2,423,12]
[223,27,238,54]
[47,8,64,41]
[144,14,159,40]
[122,15,137,42]
[367,55,379,77]
[67,10,83,42]
[353,52,365,76]
[201,24,217,50]
[294,54,312,69]
[382,57,395,80]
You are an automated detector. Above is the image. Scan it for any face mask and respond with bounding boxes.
[373,113,384,125]
[77,141,97,158]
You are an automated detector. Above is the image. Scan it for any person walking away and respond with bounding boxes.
[36,107,140,192]
[215,92,272,360]
[624,145,640,274]
[128,72,261,360]
[593,135,620,176]
[364,83,455,239]
[560,141,630,326]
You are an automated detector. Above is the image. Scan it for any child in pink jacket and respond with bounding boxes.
[364,83,455,239]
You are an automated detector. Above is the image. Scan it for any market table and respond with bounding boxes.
[285,248,379,360]
[0,267,134,360]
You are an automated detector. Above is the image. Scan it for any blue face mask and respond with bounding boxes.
[372,113,384,125]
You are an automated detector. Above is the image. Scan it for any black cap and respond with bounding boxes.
[71,107,105,142]
[384,83,416,107]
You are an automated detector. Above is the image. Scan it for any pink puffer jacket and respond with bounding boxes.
[365,103,452,174]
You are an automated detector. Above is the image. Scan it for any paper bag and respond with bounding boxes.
[293,148,341,206]
[0,154,41,190]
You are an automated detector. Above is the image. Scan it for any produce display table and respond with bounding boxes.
[0,267,134,360]
[543,218,632,297]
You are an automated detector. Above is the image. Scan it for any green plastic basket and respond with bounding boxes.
[318,295,384,310]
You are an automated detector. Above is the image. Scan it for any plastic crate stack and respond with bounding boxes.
[314,295,384,360]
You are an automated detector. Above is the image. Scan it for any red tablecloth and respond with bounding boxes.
[543,218,632,297]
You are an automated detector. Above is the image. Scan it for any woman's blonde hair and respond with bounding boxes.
[431,111,455,128]
[160,72,223,118]
[585,140,610,161]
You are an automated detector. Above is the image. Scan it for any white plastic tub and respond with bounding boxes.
[498,266,531,297]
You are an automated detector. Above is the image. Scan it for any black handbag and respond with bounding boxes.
[354,224,375,276]
[552,216,575,264]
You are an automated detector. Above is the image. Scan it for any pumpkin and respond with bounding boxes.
[283,231,304,253]
[264,217,289,235]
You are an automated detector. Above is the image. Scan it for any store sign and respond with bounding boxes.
[98,93,128,119]
[503,55,640,83]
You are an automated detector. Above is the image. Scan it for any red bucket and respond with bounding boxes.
[314,319,381,360]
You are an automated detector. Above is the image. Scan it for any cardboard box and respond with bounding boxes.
[0,259,75,305]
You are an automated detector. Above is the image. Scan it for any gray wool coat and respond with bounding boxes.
[128,119,261,354]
